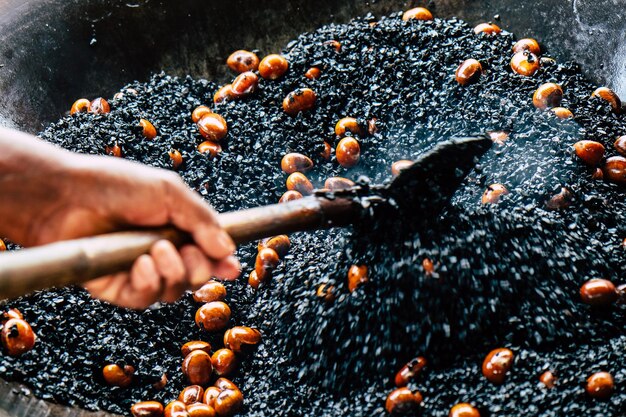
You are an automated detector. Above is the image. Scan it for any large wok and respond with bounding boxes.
[0,0,624,416]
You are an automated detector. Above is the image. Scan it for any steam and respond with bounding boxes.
[572,0,626,97]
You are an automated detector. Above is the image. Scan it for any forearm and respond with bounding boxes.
[0,127,80,244]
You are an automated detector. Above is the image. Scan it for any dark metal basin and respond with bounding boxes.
[1,0,626,134]
[0,0,624,415]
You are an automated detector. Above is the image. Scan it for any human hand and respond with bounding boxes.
[0,128,240,309]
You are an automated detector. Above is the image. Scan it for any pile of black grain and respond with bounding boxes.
[1,10,625,417]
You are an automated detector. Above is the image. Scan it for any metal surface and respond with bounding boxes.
[0,0,624,415]
[0,378,122,417]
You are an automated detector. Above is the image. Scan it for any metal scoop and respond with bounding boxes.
[0,136,491,299]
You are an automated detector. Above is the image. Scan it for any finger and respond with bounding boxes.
[84,273,127,305]
[116,256,163,309]
[83,275,115,295]
[130,255,161,294]
[210,255,241,281]
[116,280,158,310]
[162,175,236,260]
[151,240,188,303]
[150,240,186,285]
[180,245,213,287]
[128,254,161,306]
[160,279,188,303]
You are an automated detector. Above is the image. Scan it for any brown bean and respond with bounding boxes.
[323,40,342,52]
[551,107,573,119]
[197,141,223,158]
[279,190,303,203]
[214,377,239,392]
[385,387,423,414]
[164,401,189,417]
[510,51,540,76]
[131,401,164,417]
[455,59,483,85]
[226,50,259,73]
[211,349,238,377]
[391,160,414,176]
[348,265,368,293]
[0,318,35,357]
[592,168,604,180]
[281,153,314,174]
[316,283,336,303]
[481,184,508,204]
[449,403,480,417]
[247,269,261,289]
[482,348,514,384]
[182,350,213,386]
[169,149,184,169]
[324,177,355,191]
[113,88,138,100]
[592,87,622,114]
[139,119,157,140]
[192,106,213,123]
[580,278,618,306]
[586,372,614,399]
[187,403,216,417]
[193,281,227,304]
[231,71,259,97]
[214,389,243,417]
[573,140,605,166]
[102,363,134,388]
[214,85,237,104]
[545,187,572,210]
[422,258,435,275]
[533,83,563,110]
[283,88,316,116]
[181,341,212,357]
[539,370,556,389]
[336,137,361,168]
[179,385,205,405]
[259,54,289,80]
[286,172,314,195]
[223,326,261,353]
[394,356,427,387]
[335,117,365,137]
[258,235,291,258]
[512,38,541,55]
[70,98,90,114]
[106,143,123,157]
[89,97,110,114]
[603,156,626,185]
[203,386,221,408]
[255,247,280,281]
[473,23,501,35]
[1,308,22,322]
[320,141,332,160]
[305,67,321,80]
[402,7,433,21]
[367,118,378,136]
[614,135,626,156]
[153,373,168,390]
[195,302,231,332]
[197,114,227,142]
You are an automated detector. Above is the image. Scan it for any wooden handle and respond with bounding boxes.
[0,196,359,300]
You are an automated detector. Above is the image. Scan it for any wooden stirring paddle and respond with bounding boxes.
[0,136,491,299]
